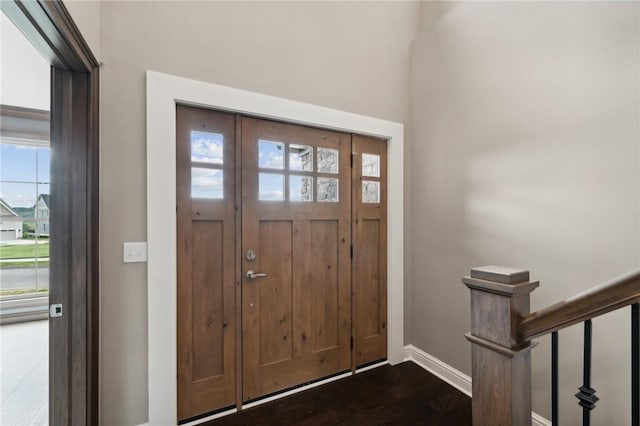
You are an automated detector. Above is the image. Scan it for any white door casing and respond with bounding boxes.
[146,70,404,424]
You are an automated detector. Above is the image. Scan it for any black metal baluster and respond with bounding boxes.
[632,303,639,426]
[575,319,598,426]
[552,331,559,426]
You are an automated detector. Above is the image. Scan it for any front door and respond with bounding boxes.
[241,117,352,401]
[176,107,387,420]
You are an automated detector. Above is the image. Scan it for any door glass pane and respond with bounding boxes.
[289,175,313,202]
[191,131,223,164]
[191,168,223,199]
[362,153,380,178]
[317,148,338,174]
[317,177,339,202]
[258,140,284,170]
[289,144,313,172]
[362,180,380,203]
[259,173,284,201]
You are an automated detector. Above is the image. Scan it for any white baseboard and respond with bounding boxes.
[403,344,551,426]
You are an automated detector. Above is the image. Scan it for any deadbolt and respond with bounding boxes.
[246,250,256,261]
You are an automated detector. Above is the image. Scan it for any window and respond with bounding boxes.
[257,141,340,202]
[0,142,50,295]
[190,131,224,199]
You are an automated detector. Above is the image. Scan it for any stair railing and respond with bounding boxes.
[462,266,640,426]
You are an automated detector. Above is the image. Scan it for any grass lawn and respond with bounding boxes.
[0,261,49,269]
[0,288,49,297]
[0,242,49,259]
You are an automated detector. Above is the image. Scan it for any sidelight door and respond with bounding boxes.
[241,117,352,401]
[176,106,237,420]
[352,135,388,367]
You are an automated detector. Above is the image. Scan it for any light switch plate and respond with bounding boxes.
[123,242,148,263]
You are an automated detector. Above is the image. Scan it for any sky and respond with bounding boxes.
[0,143,50,208]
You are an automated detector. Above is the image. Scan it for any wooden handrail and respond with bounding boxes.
[520,270,640,340]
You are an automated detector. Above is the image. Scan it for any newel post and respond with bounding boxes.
[463,266,539,426]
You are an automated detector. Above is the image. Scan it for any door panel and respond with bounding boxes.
[352,134,388,367]
[191,220,224,380]
[241,117,351,401]
[176,106,236,420]
[258,220,293,366]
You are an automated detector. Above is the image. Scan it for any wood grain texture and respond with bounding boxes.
[50,67,72,426]
[206,362,471,426]
[352,135,388,368]
[463,266,537,426]
[520,270,640,339]
[192,221,224,380]
[258,220,294,366]
[241,117,351,401]
[310,220,339,352]
[50,66,99,425]
[177,106,237,420]
[234,115,243,410]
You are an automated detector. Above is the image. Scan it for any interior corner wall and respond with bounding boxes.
[64,0,101,61]
[410,1,639,423]
[98,2,420,425]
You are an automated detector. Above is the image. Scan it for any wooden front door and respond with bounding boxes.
[241,117,352,401]
[176,106,388,418]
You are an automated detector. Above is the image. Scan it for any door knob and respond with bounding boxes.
[246,270,267,279]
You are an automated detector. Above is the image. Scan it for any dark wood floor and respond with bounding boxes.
[206,362,471,425]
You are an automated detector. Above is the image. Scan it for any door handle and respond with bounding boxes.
[246,270,267,279]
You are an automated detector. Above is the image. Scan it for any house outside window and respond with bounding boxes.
[0,142,50,296]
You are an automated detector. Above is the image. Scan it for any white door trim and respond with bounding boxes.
[146,70,404,424]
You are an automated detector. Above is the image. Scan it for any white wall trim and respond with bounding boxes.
[146,70,404,425]
[403,345,551,426]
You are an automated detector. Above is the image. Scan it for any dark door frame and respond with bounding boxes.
[1,1,99,424]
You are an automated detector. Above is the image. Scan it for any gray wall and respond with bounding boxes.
[410,1,639,423]
[98,2,420,424]
[66,0,640,424]
[64,0,101,61]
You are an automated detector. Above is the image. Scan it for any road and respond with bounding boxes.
[0,267,49,290]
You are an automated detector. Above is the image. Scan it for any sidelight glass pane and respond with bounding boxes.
[258,140,284,170]
[259,173,284,201]
[191,131,224,164]
[362,153,380,178]
[317,148,338,174]
[191,168,223,199]
[289,144,313,172]
[362,180,380,203]
[289,175,313,202]
[317,177,339,202]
